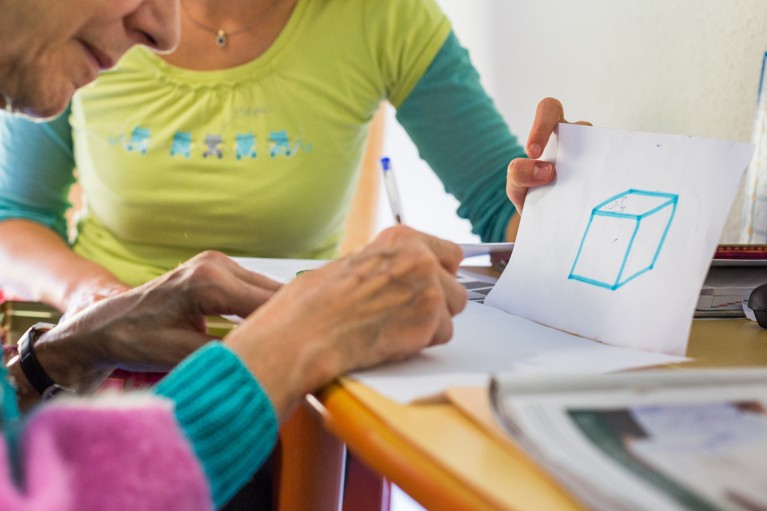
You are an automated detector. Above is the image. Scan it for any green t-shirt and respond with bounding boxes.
[0,0,524,288]
[68,0,449,284]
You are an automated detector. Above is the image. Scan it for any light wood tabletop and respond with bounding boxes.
[307,317,767,511]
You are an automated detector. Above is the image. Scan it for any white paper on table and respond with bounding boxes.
[230,254,684,405]
[224,257,328,322]
[230,257,329,283]
[486,124,754,356]
[350,301,685,404]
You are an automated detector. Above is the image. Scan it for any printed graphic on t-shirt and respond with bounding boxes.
[109,126,313,161]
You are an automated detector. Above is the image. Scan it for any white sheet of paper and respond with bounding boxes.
[230,257,328,283]
[350,301,685,404]
[231,257,684,403]
[486,124,754,355]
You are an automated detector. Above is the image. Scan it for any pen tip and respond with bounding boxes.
[380,157,391,171]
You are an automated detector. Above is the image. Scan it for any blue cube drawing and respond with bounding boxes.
[569,189,678,290]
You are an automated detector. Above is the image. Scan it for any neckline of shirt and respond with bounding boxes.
[133,0,308,85]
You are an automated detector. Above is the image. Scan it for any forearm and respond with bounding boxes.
[0,219,127,311]
[396,31,524,242]
[154,343,278,509]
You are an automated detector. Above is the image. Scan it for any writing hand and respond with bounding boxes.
[224,225,467,418]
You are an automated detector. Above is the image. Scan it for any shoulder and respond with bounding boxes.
[359,0,448,26]
[310,0,447,30]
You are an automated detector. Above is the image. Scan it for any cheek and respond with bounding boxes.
[14,49,93,119]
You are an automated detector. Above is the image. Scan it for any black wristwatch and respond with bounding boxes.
[16,322,70,399]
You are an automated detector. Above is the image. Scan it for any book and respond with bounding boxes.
[696,246,767,318]
[490,369,767,511]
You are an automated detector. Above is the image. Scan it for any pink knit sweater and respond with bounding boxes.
[0,395,212,511]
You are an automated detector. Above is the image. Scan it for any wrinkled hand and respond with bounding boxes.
[506,97,592,213]
[40,251,282,389]
[61,281,132,322]
[224,225,467,418]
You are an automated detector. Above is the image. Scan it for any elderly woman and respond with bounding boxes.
[0,1,473,509]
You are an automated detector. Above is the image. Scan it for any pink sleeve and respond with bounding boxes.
[0,395,212,511]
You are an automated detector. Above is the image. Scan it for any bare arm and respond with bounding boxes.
[0,219,129,312]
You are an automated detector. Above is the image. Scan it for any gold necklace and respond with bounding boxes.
[180,0,283,48]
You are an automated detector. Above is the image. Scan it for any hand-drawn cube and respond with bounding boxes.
[569,189,678,290]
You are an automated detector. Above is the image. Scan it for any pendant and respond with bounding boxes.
[216,29,228,48]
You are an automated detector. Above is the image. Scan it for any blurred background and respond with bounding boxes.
[377,0,767,245]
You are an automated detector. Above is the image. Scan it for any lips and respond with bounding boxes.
[80,40,115,71]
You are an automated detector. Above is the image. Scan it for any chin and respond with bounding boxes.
[16,85,75,121]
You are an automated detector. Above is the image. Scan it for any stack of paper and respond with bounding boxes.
[491,369,767,511]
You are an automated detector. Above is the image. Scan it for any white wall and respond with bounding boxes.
[376,0,499,243]
[379,0,767,243]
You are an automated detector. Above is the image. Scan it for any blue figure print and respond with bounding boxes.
[203,134,224,159]
[269,130,292,157]
[235,132,257,160]
[170,131,192,158]
[269,130,313,158]
[569,189,678,290]
[126,127,151,155]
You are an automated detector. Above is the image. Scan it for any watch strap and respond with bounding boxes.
[18,322,60,396]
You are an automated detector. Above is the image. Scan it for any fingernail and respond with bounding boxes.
[533,162,552,181]
[528,143,542,158]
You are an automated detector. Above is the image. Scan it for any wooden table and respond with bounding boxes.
[283,318,767,511]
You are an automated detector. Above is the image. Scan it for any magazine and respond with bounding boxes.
[490,369,767,511]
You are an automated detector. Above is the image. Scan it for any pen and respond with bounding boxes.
[380,156,404,224]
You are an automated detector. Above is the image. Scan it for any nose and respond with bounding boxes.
[127,0,181,53]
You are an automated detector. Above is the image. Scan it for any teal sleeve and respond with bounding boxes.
[0,106,76,241]
[154,342,278,509]
[396,31,527,242]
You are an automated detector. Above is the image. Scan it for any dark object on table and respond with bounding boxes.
[747,283,767,328]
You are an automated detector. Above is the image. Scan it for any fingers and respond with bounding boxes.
[527,97,565,159]
[438,264,468,317]
[510,98,594,213]
[507,97,564,214]
[177,251,283,318]
[226,258,283,292]
[429,267,467,346]
[374,225,466,316]
[506,158,555,213]
[361,232,466,346]
[371,225,464,275]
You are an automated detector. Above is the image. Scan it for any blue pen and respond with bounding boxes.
[380,156,404,224]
